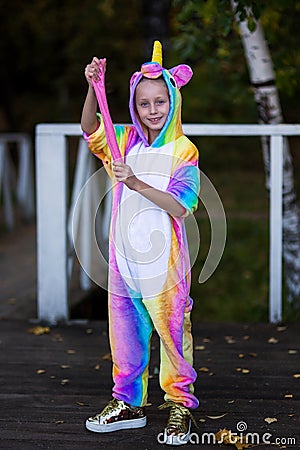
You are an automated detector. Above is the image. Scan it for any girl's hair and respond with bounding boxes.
[137,75,165,85]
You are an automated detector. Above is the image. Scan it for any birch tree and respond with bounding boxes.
[231,3,300,305]
[172,0,300,306]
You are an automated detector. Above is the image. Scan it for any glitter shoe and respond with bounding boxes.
[158,401,195,445]
[85,398,147,433]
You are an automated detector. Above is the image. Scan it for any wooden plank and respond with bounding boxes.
[0,321,299,449]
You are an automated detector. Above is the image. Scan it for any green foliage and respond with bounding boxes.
[0,0,299,131]
[0,0,144,131]
[171,0,300,101]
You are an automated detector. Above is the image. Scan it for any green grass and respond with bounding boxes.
[188,136,300,322]
[191,216,269,322]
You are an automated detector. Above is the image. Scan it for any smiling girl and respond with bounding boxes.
[81,41,200,446]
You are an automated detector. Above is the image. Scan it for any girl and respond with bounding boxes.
[81,41,200,446]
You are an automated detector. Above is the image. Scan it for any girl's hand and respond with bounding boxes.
[113,161,138,189]
[84,57,106,87]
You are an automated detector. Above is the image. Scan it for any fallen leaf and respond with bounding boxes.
[276,326,287,332]
[195,345,206,350]
[199,367,210,372]
[284,394,293,398]
[203,338,211,343]
[52,333,63,342]
[66,349,76,354]
[264,417,277,424]
[215,428,252,449]
[61,379,69,385]
[94,364,101,370]
[248,352,257,357]
[243,335,250,340]
[225,336,236,344]
[236,368,250,374]
[228,400,235,404]
[288,349,298,355]
[293,373,300,379]
[207,413,227,419]
[54,420,65,425]
[238,353,245,359]
[36,369,46,375]
[268,337,279,344]
[60,365,71,369]
[102,353,112,361]
[199,418,206,423]
[146,402,152,406]
[27,326,50,336]
[76,401,87,406]
[85,328,93,334]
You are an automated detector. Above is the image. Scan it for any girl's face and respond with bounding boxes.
[135,78,170,144]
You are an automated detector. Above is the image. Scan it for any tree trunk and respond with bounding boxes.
[233,4,300,306]
[142,0,170,58]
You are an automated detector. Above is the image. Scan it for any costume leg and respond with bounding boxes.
[143,296,198,409]
[109,289,153,407]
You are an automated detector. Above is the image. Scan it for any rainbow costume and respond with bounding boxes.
[83,42,200,409]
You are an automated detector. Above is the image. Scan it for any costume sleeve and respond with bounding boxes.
[82,114,111,166]
[82,114,134,177]
[167,165,200,217]
[166,137,200,217]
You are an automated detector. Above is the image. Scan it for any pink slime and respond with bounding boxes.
[92,59,122,161]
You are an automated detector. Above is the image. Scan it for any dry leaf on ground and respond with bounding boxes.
[264,417,277,424]
[215,428,252,449]
[199,367,210,372]
[207,413,227,419]
[288,349,298,355]
[195,345,206,350]
[225,336,236,344]
[27,326,50,335]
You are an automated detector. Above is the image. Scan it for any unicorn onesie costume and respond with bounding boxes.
[83,42,200,419]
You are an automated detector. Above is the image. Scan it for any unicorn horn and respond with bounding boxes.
[152,40,162,66]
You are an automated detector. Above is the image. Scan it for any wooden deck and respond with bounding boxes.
[0,222,104,321]
[0,319,299,449]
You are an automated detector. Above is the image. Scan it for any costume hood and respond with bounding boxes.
[129,41,193,148]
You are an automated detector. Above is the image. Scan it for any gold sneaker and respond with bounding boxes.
[158,401,195,445]
[85,398,147,433]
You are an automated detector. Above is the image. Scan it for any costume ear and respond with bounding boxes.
[130,71,140,87]
[169,64,193,88]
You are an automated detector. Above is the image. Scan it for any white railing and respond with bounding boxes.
[36,123,300,324]
[0,133,34,229]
